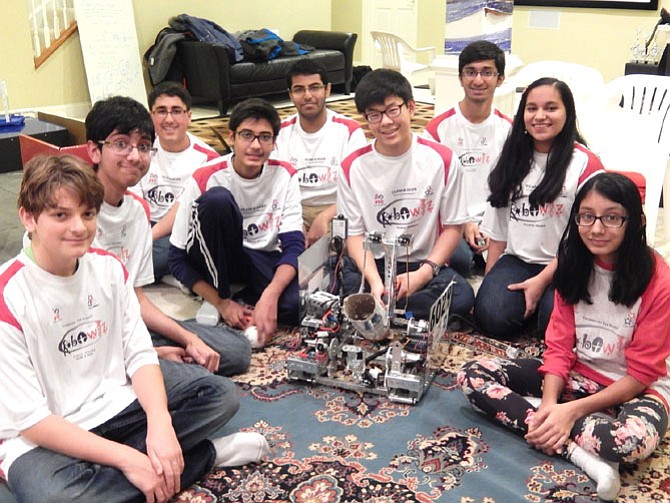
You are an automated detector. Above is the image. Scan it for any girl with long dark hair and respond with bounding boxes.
[460,173,670,500]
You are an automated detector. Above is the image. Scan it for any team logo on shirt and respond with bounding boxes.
[58,320,108,356]
[624,311,637,328]
[147,186,176,208]
[376,198,434,227]
[148,173,158,184]
[242,212,280,242]
[297,167,337,187]
[510,201,565,222]
[458,151,490,168]
[53,308,61,322]
[87,294,99,309]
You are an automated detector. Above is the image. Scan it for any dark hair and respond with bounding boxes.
[459,40,505,76]
[228,98,281,137]
[85,96,154,146]
[148,81,192,110]
[488,77,584,208]
[285,59,329,89]
[19,154,104,216]
[555,172,654,307]
[354,68,413,112]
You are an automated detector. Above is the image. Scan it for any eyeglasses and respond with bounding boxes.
[461,69,499,79]
[98,139,157,156]
[289,84,326,96]
[151,108,189,118]
[235,130,275,145]
[575,213,628,228]
[364,102,406,123]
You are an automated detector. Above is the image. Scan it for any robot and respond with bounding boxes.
[285,226,453,405]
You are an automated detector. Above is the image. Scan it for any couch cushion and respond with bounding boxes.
[229,49,344,83]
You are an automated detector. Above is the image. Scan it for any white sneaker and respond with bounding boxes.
[213,432,270,467]
[568,443,621,501]
[196,301,220,326]
[160,274,191,295]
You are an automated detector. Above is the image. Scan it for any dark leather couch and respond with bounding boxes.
[168,30,357,115]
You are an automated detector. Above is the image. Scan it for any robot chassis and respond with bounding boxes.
[285,231,453,405]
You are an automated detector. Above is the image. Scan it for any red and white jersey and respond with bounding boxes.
[274,109,367,207]
[0,249,158,478]
[94,192,154,287]
[171,153,303,253]
[130,132,218,221]
[337,134,467,261]
[423,104,511,221]
[480,145,604,264]
[541,255,670,410]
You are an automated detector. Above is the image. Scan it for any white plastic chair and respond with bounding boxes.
[508,60,605,121]
[370,31,436,83]
[581,107,667,246]
[599,75,670,241]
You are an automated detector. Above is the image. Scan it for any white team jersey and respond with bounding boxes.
[480,145,604,264]
[337,134,468,261]
[130,132,218,221]
[94,192,154,287]
[0,249,158,478]
[274,109,367,207]
[423,104,512,221]
[171,153,303,253]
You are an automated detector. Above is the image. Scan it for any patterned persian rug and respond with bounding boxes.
[170,330,670,503]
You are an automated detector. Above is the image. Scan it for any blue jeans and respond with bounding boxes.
[449,236,475,278]
[337,256,475,320]
[8,361,239,503]
[474,254,554,340]
[152,233,172,281]
[151,319,252,376]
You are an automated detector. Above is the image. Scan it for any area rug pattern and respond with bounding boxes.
[188,99,436,154]
[172,330,670,503]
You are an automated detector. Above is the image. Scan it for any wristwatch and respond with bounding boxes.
[420,259,440,277]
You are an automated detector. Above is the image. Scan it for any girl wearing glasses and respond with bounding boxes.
[459,172,670,501]
[474,77,603,340]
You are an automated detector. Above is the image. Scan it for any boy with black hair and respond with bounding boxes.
[85,95,251,376]
[0,155,267,503]
[169,98,304,347]
[337,69,475,320]
[131,82,218,280]
[423,41,512,276]
[275,59,366,246]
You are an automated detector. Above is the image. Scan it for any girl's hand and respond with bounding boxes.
[525,402,578,455]
[508,275,545,318]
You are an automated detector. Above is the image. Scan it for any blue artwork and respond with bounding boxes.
[445,0,514,54]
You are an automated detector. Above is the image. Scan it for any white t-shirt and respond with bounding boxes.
[130,132,218,222]
[337,134,468,261]
[171,153,303,253]
[480,144,604,264]
[94,193,154,287]
[274,109,367,207]
[423,105,512,221]
[0,249,158,479]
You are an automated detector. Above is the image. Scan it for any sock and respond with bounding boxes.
[568,442,621,501]
[196,301,220,326]
[212,432,270,467]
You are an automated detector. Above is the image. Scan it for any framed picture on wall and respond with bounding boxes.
[514,0,658,9]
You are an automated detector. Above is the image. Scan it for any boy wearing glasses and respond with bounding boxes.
[131,82,218,281]
[423,41,511,277]
[337,69,475,320]
[169,98,304,347]
[85,96,251,376]
[275,60,366,247]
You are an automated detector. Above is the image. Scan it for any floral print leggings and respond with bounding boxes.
[458,358,668,463]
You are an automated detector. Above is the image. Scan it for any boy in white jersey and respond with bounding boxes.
[423,41,511,276]
[170,98,304,347]
[85,96,251,376]
[275,59,367,246]
[0,155,267,503]
[337,69,475,320]
[131,82,218,280]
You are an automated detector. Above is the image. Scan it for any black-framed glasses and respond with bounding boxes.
[460,69,499,79]
[151,107,189,118]
[98,139,157,156]
[575,213,628,228]
[234,130,275,145]
[364,102,406,123]
[289,84,326,96]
